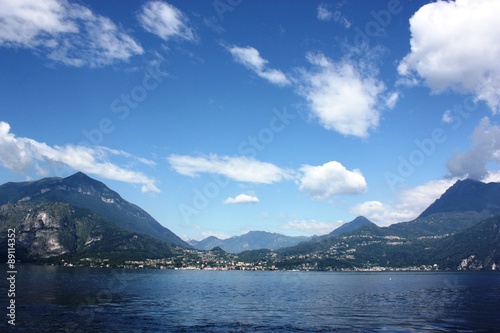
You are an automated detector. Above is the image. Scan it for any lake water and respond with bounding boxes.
[1,265,499,332]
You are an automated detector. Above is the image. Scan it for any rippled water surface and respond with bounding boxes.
[1,265,499,332]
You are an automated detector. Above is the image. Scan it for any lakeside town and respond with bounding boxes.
[62,257,443,272]
[58,246,445,272]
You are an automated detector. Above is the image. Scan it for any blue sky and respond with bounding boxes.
[1,0,499,240]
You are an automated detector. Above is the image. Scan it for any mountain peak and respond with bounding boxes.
[191,230,311,253]
[0,174,191,248]
[64,172,102,186]
[65,171,90,179]
[329,216,375,236]
[453,178,484,188]
[352,216,371,223]
[418,178,500,218]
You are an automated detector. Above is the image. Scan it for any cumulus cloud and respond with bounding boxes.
[138,1,195,42]
[0,0,143,67]
[167,154,295,184]
[351,178,458,226]
[168,155,368,200]
[398,0,500,112]
[281,219,342,236]
[224,193,260,205]
[298,53,386,138]
[446,117,500,180]
[0,121,159,192]
[227,45,291,86]
[298,161,367,200]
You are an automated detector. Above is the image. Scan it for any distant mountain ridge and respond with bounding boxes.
[232,178,500,270]
[190,231,311,253]
[191,217,375,253]
[0,172,190,248]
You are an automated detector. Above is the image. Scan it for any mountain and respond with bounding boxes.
[0,201,182,263]
[430,215,500,270]
[189,236,224,251]
[386,179,500,238]
[0,172,190,248]
[355,179,500,239]
[190,231,310,253]
[329,216,375,236]
[2,175,498,270]
[419,178,500,218]
[247,179,500,270]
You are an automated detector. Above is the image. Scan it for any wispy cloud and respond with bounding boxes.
[0,121,159,192]
[138,0,195,42]
[385,92,399,109]
[442,109,453,124]
[0,0,143,67]
[398,0,500,113]
[317,3,351,28]
[297,53,386,138]
[227,45,291,86]
[98,147,157,167]
[298,161,367,200]
[224,193,260,205]
[204,16,224,34]
[317,4,333,21]
[167,154,294,184]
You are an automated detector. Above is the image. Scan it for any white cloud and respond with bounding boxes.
[482,170,500,183]
[168,155,370,201]
[0,121,159,192]
[317,4,333,21]
[281,219,341,236]
[299,161,367,200]
[199,231,230,240]
[351,178,458,226]
[167,154,295,184]
[138,1,195,42]
[398,0,500,113]
[0,0,75,44]
[227,45,291,86]
[442,109,453,124]
[446,117,500,180]
[0,0,143,67]
[298,53,386,138]
[224,193,260,205]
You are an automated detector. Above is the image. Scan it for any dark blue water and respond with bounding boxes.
[1,265,499,332]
